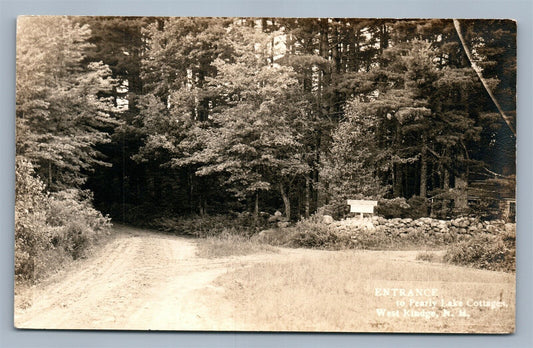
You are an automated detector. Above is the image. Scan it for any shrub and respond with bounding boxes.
[443,229,515,272]
[285,218,353,250]
[253,228,293,246]
[376,197,430,219]
[375,198,410,219]
[317,198,350,221]
[47,189,112,260]
[406,196,429,219]
[15,156,112,282]
[15,157,53,281]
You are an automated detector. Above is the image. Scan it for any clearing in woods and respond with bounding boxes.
[14,225,515,332]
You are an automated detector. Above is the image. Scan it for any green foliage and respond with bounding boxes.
[193,26,309,216]
[16,16,118,190]
[428,189,456,219]
[350,229,396,250]
[406,196,430,219]
[150,214,259,238]
[444,229,515,272]
[375,196,429,219]
[15,156,112,282]
[47,189,112,259]
[317,198,351,220]
[89,18,514,223]
[375,198,410,218]
[322,98,390,204]
[15,157,52,280]
[287,219,353,250]
[282,217,431,250]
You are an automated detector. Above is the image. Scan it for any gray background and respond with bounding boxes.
[1,1,531,347]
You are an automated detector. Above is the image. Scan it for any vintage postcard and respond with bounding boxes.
[14,16,516,333]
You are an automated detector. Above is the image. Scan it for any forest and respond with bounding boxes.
[15,17,516,281]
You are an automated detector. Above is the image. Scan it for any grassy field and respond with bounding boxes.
[213,249,515,333]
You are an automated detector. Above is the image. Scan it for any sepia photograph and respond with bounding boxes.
[14,16,516,333]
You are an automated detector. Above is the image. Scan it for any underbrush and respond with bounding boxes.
[46,190,112,259]
[150,213,261,238]
[375,197,429,219]
[15,157,112,283]
[196,230,277,258]
[443,228,516,272]
[285,218,353,250]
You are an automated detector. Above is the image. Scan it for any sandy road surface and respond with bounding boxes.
[14,225,323,330]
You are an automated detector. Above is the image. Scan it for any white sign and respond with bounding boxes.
[347,200,378,214]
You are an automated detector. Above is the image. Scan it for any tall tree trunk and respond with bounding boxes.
[48,160,52,188]
[420,141,428,197]
[454,141,471,214]
[279,182,291,220]
[198,193,205,216]
[314,146,320,209]
[331,20,340,74]
[443,168,450,189]
[353,27,361,72]
[254,192,259,223]
[380,22,389,52]
[305,176,310,218]
[393,163,402,197]
[454,175,468,213]
[270,36,275,66]
[188,170,194,214]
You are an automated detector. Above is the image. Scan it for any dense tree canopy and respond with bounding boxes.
[17,17,516,225]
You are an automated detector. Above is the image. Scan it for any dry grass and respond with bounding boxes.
[416,251,442,263]
[214,250,515,333]
[196,233,278,258]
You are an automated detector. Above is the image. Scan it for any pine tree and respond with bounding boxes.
[16,16,118,190]
[182,23,309,219]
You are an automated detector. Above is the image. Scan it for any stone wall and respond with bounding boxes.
[328,215,515,241]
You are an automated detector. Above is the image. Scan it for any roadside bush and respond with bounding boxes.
[47,189,112,260]
[15,157,51,281]
[15,156,112,282]
[443,229,515,272]
[285,218,353,249]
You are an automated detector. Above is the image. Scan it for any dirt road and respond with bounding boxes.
[14,225,319,330]
[14,225,511,333]
[15,225,451,331]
